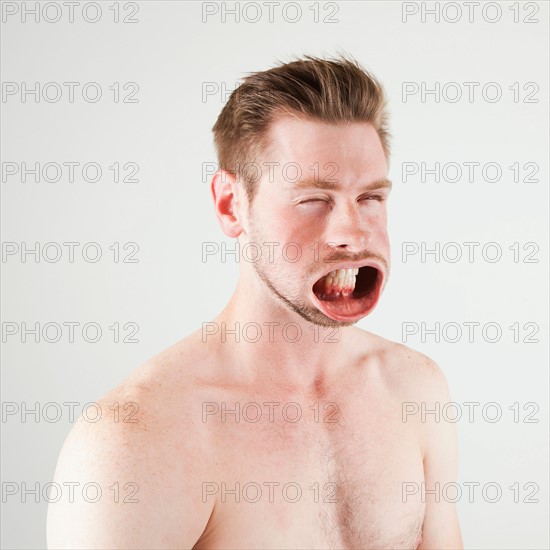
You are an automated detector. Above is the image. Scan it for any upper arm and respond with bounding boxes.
[416,360,463,549]
[47,393,213,549]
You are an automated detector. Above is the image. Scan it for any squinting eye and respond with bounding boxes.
[361,195,384,202]
[299,199,329,205]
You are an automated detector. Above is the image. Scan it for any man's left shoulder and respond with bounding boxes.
[355,330,451,401]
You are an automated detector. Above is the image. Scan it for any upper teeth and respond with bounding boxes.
[329,268,359,278]
[324,268,359,291]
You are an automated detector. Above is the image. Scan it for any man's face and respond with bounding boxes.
[243,116,391,327]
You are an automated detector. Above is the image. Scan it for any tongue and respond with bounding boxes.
[315,275,355,300]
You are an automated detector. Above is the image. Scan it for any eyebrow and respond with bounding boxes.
[292,177,392,192]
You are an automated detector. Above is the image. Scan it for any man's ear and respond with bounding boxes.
[210,170,245,238]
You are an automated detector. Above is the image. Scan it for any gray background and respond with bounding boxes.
[1,1,548,548]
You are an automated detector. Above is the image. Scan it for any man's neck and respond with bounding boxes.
[208,275,357,392]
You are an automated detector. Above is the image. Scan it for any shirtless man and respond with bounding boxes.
[47,56,462,549]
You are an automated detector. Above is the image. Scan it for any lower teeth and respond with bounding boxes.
[324,275,356,293]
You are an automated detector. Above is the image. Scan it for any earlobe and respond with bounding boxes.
[211,170,243,238]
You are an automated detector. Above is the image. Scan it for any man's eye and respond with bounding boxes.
[361,195,384,202]
[299,198,329,205]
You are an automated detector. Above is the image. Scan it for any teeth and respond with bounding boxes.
[323,268,358,293]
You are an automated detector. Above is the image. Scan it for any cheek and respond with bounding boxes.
[373,226,391,260]
[265,212,321,269]
[258,205,315,242]
[372,212,390,245]
[378,229,390,250]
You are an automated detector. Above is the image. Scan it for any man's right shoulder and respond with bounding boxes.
[47,341,215,549]
[67,333,210,452]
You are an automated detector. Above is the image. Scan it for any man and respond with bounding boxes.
[47,55,462,549]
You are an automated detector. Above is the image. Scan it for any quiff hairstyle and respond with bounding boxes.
[212,54,391,203]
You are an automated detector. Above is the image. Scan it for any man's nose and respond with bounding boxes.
[327,202,372,252]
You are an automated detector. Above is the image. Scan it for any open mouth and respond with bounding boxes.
[311,264,384,322]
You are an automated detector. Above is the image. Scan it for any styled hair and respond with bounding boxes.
[212,54,391,202]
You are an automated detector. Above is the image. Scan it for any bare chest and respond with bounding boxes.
[195,395,425,549]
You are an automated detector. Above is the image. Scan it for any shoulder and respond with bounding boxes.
[361,331,457,454]
[47,337,214,548]
[352,328,452,402]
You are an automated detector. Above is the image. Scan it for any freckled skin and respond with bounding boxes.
[47,118,462,550]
